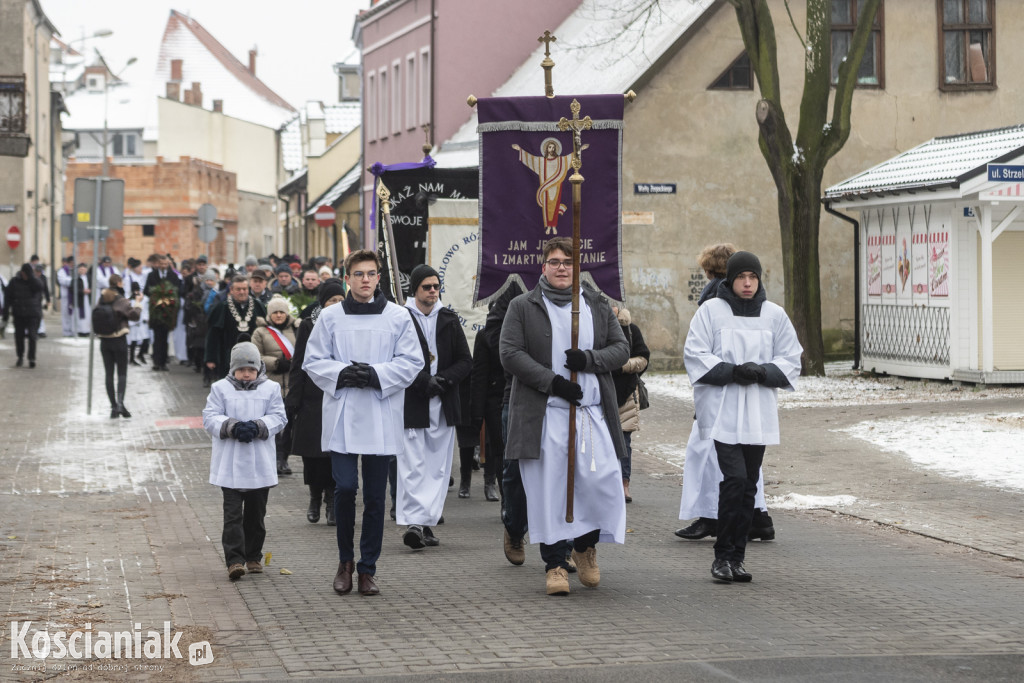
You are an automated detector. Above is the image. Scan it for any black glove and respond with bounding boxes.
[233,421,258,443]
[551,375,583,406]
[276,357,291,374]
[564,348,588,372]
[338,362,371,388]
[733,362,767,386]
[426,376,446,398]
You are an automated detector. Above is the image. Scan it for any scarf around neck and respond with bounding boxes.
[342,289,388,315]
[716,280,767,317]
[538,275,572,306]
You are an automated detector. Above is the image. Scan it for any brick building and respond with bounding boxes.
[64,156,237,266]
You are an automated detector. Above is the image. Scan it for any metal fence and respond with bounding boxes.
[862,304,951,365]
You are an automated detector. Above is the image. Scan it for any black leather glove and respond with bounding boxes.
[426,376,446,397]
[564,348,588,372]
[338,363,371,388]
[733,362,767,386]
[366,365,381,390]
[276,357,291,374]
[551,375,583,406]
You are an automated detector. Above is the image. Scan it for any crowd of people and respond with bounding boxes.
[3,238,798,592]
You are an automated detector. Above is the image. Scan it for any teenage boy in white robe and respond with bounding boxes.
[500,237,629,596]
[303,249,423,597]
[398,264,472,550]
[683,251,802,584]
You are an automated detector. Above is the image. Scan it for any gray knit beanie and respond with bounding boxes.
[228,342,261,375]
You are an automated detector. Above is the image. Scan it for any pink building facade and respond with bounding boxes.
[353,0,581,247]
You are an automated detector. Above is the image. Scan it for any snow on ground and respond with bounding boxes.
[838,412,1024,492]
[646,361,1024,495]
[645,361,1024,408]
[767,493,858,510]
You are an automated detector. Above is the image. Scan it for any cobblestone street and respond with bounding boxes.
[1,327,1022,681]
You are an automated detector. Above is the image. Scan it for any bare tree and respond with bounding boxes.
[728,0,881,375]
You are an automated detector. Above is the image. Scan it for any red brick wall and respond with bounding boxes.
[63,157,238,268]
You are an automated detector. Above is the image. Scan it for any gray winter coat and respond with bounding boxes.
[499,284,629,461]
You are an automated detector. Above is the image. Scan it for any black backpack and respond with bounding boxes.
[92,300,120,335]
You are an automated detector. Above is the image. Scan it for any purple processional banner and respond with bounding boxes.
[475,95,624,303]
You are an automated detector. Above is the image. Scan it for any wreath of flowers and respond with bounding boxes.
[148,280,180,330]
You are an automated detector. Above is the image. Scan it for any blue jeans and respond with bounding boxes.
[331,452,390,576]
[620,431,632,481]
[501,402,528,540]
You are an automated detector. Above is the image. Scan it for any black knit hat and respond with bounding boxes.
[318,278,346,307]
[726,251,762,285]
[408,264,439,294]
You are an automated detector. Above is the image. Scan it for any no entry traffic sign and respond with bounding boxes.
[6,225,20,250]
[314,205,336,227]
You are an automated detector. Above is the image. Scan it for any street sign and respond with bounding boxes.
[197,203,217,243]
[633,183,676,195]
[6,225,20,249]
[987,164,1024,182]
[314,204,336,227]
[72,177,125,231]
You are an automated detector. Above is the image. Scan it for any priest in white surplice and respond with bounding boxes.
[397,264,472,550]
[684,251,802,584]
[303,250,423,597]
[500,237,629,596]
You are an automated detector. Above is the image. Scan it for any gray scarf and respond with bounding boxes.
[538,275,572,305]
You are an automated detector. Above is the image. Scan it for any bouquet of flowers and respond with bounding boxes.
[148,280,180,329]
[286,291,316,318]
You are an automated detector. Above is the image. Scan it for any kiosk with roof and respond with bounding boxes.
[825,125,1024,385]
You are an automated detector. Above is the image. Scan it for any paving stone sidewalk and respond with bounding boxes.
[0,327,1022,681]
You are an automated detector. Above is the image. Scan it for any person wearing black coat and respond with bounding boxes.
[3,264,44,368]
[470,328,506,503]
[286,279,346,525]
[143,253,183,371]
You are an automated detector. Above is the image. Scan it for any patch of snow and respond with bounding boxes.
[768,493,857,510]
[644,361,1024,408]
[837,413,1024,492]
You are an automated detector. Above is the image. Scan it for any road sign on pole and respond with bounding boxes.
[197,203,217,243]
[6,225,20,250]
[314,205,336,227]
[73,177,125,232]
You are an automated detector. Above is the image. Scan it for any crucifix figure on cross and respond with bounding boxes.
[558,99,593,179]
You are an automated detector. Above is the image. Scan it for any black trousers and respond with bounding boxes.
[540,528,600,572]
[482,399,505,487]
[99,336,128,407]
[713,441,765,563]
[151,325,170,367]
[221,487,269,567]
[13,315,40,362]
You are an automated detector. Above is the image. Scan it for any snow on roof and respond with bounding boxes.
[62,80,151,131]
[307,162,362,212]
[825,125,1024,199]
[153,10,296,131]
[434,0,715,162]
[281,116,303,172]
[325,102,360,135]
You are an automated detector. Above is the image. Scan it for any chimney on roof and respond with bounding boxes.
[212,99,223,113]
[191,81,202,107]
[183,88,194,105]
[170,59,183,82]
[248,48,257,76]
[166,82,180,101]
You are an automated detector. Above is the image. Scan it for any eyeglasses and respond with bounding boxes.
[420,283,440,291]
[350,271,378,280]
[544,259,573,270]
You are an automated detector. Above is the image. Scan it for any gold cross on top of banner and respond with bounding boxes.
[539,30,556,98]
[558,99,592,174]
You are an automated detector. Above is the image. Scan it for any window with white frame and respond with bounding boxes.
[420,47,430,126]
[392,60,401,136]
[939,0,994,89]
[379,67,388,139]
[406,54,417,131]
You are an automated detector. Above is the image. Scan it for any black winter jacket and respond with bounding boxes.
[3,274,44,319]
[403,306,473,429]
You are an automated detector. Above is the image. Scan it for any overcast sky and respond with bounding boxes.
[42,0,367,107]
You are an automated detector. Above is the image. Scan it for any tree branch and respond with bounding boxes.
[825,0,881,160]
[783,0,807,51]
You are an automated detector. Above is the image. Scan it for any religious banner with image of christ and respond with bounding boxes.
[475,95,624,303]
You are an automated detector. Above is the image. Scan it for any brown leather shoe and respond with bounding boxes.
[357,572,380,596]
[333,561,354,595]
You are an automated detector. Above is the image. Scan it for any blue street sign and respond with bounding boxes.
[987,164,1024,182]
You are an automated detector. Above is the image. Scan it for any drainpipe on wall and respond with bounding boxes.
[823,199,861,370]
[429,0,436,153]
[49,92,58,295]
[278,195,290,257]
[32,12,43,259]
